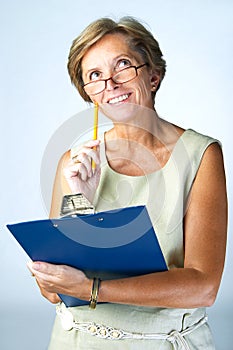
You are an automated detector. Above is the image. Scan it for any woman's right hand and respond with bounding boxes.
[63,139,101,203]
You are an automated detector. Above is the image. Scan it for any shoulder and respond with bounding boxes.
[190,133,226,199]
[197,141,225,179]
[179,128,222,165]
[182,128,221,148]
[55,150,71,175]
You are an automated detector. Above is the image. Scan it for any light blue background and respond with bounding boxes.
[0,1,232,349]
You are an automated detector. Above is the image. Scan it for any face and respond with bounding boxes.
[81,33,159,114]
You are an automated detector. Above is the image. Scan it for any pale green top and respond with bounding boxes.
[49,129,218,349]
[93,128,219,269]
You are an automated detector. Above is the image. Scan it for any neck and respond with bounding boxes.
[109,108,162,145]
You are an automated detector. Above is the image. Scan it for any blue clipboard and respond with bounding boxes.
[6,205,167,307]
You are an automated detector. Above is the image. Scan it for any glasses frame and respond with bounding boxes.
[83,63,148,96]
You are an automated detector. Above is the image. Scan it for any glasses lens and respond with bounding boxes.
[114,66,136,83]
[84,81,105,95]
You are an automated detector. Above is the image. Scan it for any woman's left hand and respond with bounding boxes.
[27,261,92,304]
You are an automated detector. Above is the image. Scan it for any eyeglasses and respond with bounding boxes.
[83,63,148,96]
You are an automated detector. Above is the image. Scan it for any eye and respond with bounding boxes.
[89,71,101,81]
[117,59,131,70]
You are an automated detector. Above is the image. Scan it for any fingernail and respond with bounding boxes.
[32,262,41,271]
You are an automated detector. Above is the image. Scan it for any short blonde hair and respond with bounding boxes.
[67,16,166,102]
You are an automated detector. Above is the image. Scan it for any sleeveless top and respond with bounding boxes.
[48,129,219,350]
[92,128,219,269]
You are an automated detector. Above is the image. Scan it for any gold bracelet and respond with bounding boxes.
[89,278,101,309]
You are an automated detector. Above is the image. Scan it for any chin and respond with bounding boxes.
[100,102,154,123]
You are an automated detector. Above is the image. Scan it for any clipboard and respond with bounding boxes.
[6,205,167,307]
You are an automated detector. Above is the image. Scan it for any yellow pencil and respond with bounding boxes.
[92,102,98,170]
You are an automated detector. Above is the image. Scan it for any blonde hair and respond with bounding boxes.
[67,16,166,102]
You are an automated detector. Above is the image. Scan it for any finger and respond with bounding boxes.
[71,140,100,162]
[79,164,89,181]
[82,139,101,148]
[45,293,61,304]
[28,261,57,277]
[92,145,101,166]
[27,261,36,276]
[73,152,93,177]
[93,163,101,177]
[72,148,100,169]
[37,283,61,304]
[63,161,89,182]
[69,155,100,180]
[72,140,100,162]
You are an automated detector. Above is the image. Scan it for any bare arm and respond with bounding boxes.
[49,150,72,219]
[97,142,227,308]
[29,139,101,303]
[29,142,227,308]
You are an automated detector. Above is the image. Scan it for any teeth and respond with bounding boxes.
[108,94,129,104]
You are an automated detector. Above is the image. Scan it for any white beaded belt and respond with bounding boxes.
[56,303,207,350]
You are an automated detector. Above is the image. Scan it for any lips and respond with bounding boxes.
[108,93,130,104]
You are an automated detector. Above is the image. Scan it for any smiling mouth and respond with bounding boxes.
[108,93,130,104]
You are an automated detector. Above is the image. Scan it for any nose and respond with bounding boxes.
[105,77,119,91]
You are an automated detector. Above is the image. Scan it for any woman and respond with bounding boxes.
[28,17,227,349]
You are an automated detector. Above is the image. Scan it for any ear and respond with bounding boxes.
[150,71,160,92]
